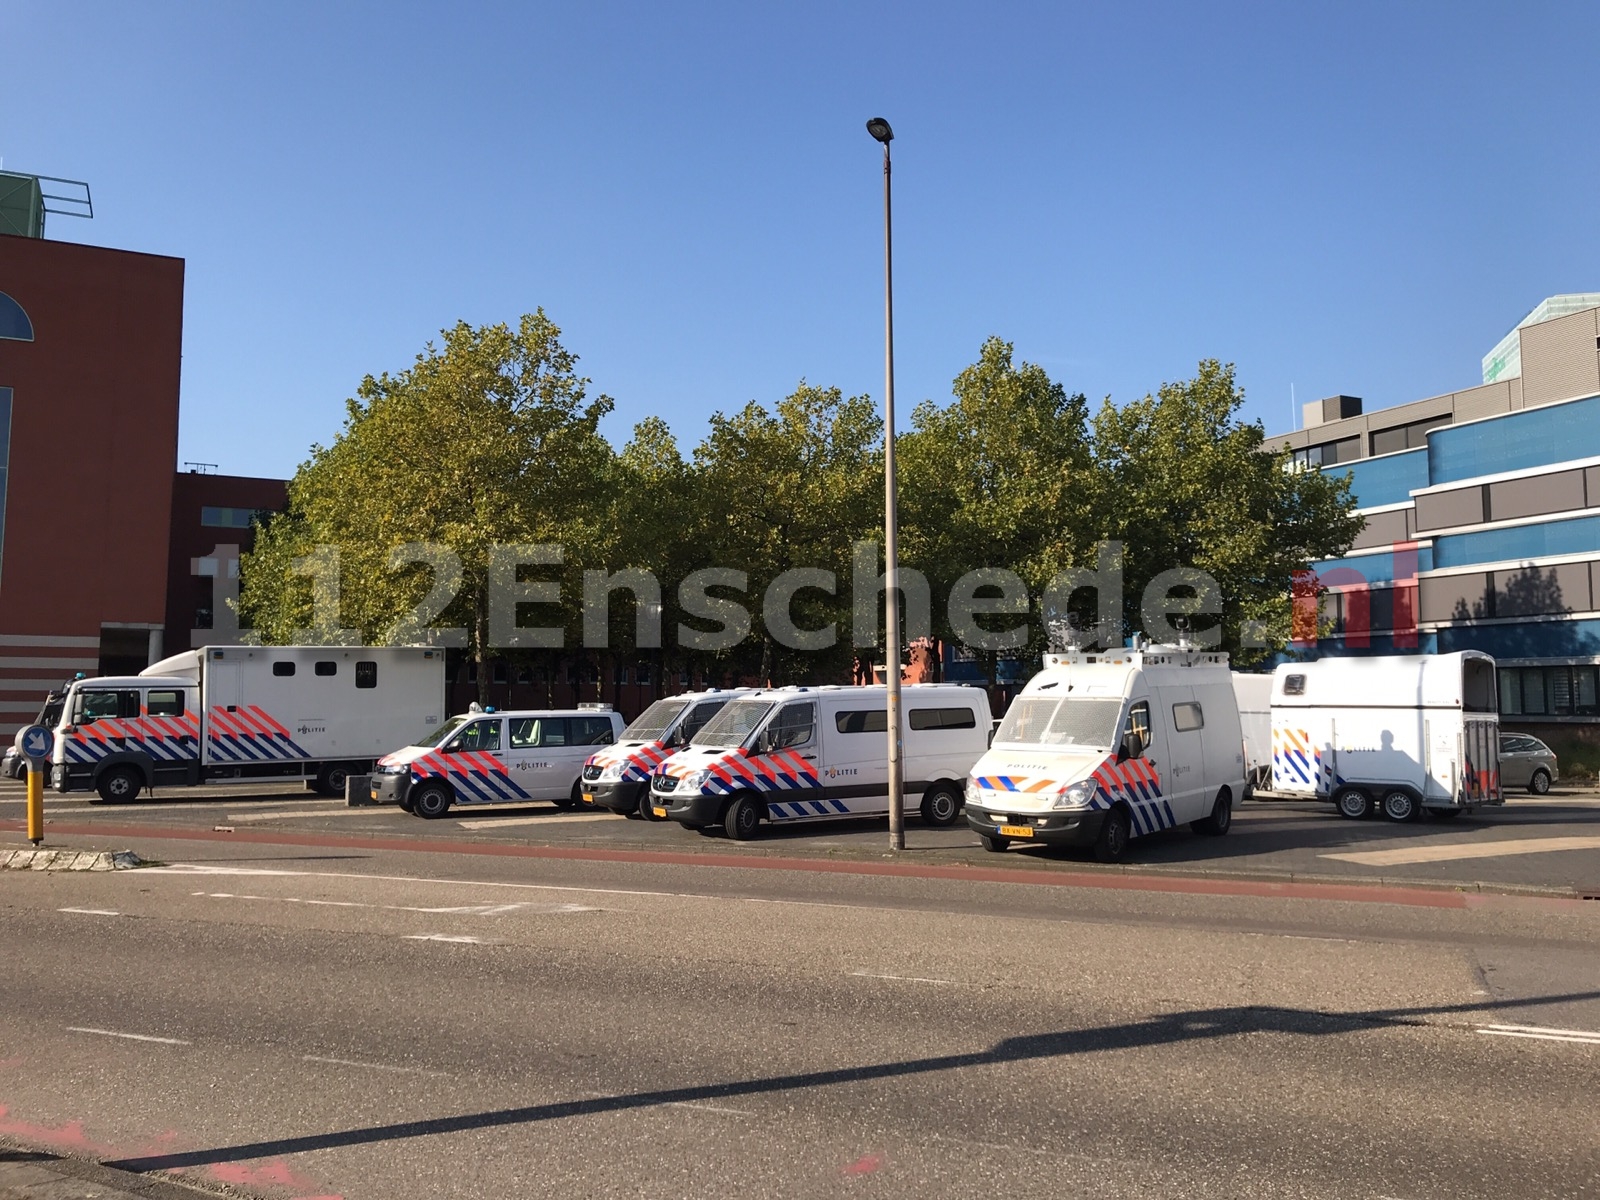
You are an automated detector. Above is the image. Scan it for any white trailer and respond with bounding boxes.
[1266,651,1502,822]
[1231,673,1273,796]
[49,645,446,802]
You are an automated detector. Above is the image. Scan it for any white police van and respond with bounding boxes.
[966,644,1245,862]
[650,683,992,839]
[579,688,756,819]
[372,703,623,818]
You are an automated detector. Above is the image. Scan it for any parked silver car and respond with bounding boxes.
[1499,734,1558,794]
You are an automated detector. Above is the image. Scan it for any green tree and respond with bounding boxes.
[691,382,882,683]
[899,337,1096,683]
[1087,359,1362,664]
[239,311,615,701]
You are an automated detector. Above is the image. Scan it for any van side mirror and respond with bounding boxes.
[1118,731,1143,763]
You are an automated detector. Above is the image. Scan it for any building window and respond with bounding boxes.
[1291,436,1360,470]
[201,506,261,528]
[492,661,508,684]
[1370,416,1448,457]
[1503,665,1600,718]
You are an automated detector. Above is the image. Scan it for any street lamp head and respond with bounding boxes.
[866,117,894,144]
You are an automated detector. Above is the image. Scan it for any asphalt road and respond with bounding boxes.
[3,777,1599,895]
[2,834,1598,1199]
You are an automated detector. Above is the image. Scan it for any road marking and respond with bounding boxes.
[455,813,618,829]
[191,890,596,916]
[667,1101,754,1116]
[1477,1023,1600,1045]
[302,1054,443,1075]
[225,808,389,822]
[1321,835,1600,866]
[57,907,120,916]
[848,970,974,987]
[403,933,488,944]
[67,1026,189,1045]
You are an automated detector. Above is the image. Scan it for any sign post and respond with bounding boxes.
[18,724,53,846]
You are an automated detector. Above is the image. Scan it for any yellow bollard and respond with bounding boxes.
[26,763,43,845]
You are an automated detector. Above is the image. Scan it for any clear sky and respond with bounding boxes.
[5,1,1598,479]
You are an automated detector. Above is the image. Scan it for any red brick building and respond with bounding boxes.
[0,184,285,736]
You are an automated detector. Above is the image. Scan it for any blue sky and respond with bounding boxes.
[5,2,1598,479]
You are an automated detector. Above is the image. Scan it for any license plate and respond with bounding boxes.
[581,793,595,804]
[999,824,1034,838]
[652,806,668,818]
[370,787,379,799]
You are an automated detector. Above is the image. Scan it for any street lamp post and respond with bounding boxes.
[866,116,905,852]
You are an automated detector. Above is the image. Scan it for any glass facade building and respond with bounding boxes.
[1273,296,1600,735]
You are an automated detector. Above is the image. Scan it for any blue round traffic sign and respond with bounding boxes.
[18,724,53,762]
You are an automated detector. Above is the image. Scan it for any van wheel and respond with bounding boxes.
[94,766,142,805]
[411,781,453,819]
[1529,769,1551,796]
[980,833,1009,853]
[723,795,761,840]
[638,789,664,821]
[919,783,962,826]
[551,782,582,810]
[1093,807,1131,863]
[397,789,415,813]
[1334,787,1372,820]
[1381,790,1419,822]
[1192,788,1233,836]
[315,763,350,797]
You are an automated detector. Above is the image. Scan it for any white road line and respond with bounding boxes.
[403,933,488,944]
[192,891,595,916]
[1476,1023,1600,1045]
[302,1054,443,1075]
[66,1026,189,1045]
[848,970,974,987]
[455,813,618,829]
[224,808,389,822]
[667,1101,755,1116]
[1321,835,1600,866]
[57,907,120,916]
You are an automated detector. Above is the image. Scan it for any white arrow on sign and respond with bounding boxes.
[20,726,52,758]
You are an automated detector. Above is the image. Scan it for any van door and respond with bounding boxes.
[505,715,564,801]
[443,716,510,803]
[1160,686,1209,822]
[752,701,823,819]
[821,701,889,816]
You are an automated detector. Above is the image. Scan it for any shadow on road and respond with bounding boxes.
[108,988,1600,1175]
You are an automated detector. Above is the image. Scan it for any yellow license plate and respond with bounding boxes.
[582,793,595,804]
[999,824,1034,838]
[370,787,379,799]
[653,806,668,818]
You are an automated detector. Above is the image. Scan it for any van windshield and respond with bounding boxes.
[622,698,690,742]
[691,699,773,749]
[996,696,1123,749]
[413,716,469,749]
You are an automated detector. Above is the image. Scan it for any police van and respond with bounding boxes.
[579,688,755,819]
[371,703,624,818]
[965,644,1245,862]
[650,683,992,839]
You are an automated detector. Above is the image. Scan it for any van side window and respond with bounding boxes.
[571,716,616,745]
[146,690,185,717]
[75,690,123,723]
[315,661,338,677]
[764,703,815,751]
[1172,702,1204,732]
[509,718,537,748]
[836,709,888,734]
[908,707,977,730]
[272,662,295,677]
[450,719,501,753]
[355,661,377,689]
[1124,700,1151,746]
[1283,674,1306,696]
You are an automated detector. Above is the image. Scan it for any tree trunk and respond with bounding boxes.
[474,591,491,706]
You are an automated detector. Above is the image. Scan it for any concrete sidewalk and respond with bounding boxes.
[0,1146,225,1199]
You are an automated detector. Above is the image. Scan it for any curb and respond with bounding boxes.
[0,848,145,872]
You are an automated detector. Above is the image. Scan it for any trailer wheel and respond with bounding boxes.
[411,781,453,819]
[1093,807,1131,863]
[980,833,1009,853]
[94,766,142,805]
[1529,769,1551,796]
[919,783,962,826]
[723,794,762,840]
[1334,786,1372,820]
[1381,789,1419,823]
[1192,788,1233,836]
[314,763,350,797]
